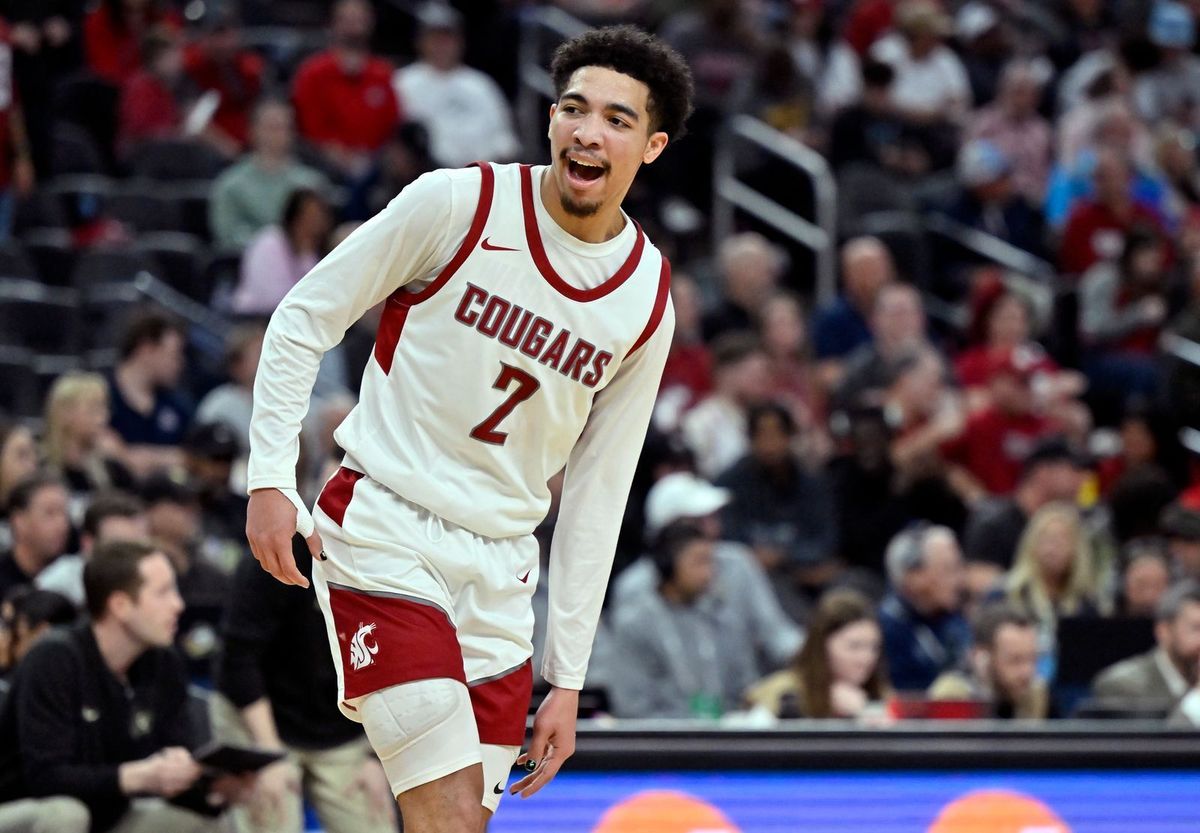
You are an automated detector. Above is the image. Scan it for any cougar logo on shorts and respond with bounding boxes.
[349,622,380,670]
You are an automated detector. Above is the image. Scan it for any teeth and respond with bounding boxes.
[570,157,602,168]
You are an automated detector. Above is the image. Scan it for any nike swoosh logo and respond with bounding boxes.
[518,570,531,584]
[481,237,520,252]
[493,782,505,795]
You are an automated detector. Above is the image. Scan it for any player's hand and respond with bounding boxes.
[247,488,321,588]
[511,686,578,799]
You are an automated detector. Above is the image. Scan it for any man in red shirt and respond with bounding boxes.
[182,6,263,155]
[1059,148,1166,276]
[943,348,1056,496]
[291,0,401,180]
[0,17,35,239]
[116,26,182,159]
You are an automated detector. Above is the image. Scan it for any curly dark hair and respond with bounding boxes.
[550,25,695,143]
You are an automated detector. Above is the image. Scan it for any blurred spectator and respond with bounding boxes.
[1134,1,1200,129]
[745,589,889,719]
[716,403,837,576]
[784,0,861,118]
[929,604,1051,719]
[181,422,246,575]
[843,0,897,56]
[35,491,147,608]
[1116,539,1173,617]
[1103,407,1186,541]
[813,237,895,397]
[1091,579,1200,711]
[660,0,760,112]
[1155,125,1200,220]
[833,282,927,411]
[878,524,971,691]
[115,26,185,159]
[827,405,912,577]
[0,586,76,672]
[612,471,803,672]
[342,121,434,223]
[0,540,249,832]
[608,521,760,718]
[209,99,327,250]
[212,544,395,833]
[0,19,34,241]
[1167,260,1200,426]
[43,372,134,510]
[84,0,179,85]
[760,292,824,433]
[1058,148,1166,275]
[108,310,191,476]
[232,187,332,316]
[828,58,929,176]
[1046,0,1116,71]
[1079,226,1170,401]
[681,333,772,479]
[140,474,230,680]
[870,0,971,125]
[0,474,70,602]
[392,3,518,169]
[291,0,401,179]
[937,139,1045,262]
[1161,498,1200,582]
[964,438,1088,572]
[655,273,714,427]
[941,347,1058,497]
[182,3,264,156]
[702,232,784,342]
[967,59,1053,205]
[1002,502,1106,678]
[0,420,38,517]
[195,324,264,455]
[954,1,1012,109]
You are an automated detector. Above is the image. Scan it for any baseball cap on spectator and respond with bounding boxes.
[957,139,1011,188]
[1022,436,1089,475]
[645,472,731,537]
[416,1,462,31]
[183,422,239,463]
[956,2,1000,42]
[1149,1,1195,50]
[897,0,953,37]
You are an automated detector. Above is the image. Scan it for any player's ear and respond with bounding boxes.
[547,102,557,141]
[642,131,668,165]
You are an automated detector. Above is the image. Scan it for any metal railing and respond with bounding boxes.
[712,115,838,306]
[516,6,589,160]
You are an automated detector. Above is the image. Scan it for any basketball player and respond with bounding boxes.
[244,25,694,833]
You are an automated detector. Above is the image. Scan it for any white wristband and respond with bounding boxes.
[278,488,316,538]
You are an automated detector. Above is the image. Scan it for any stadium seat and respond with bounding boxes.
[14,189,69,233]
[129,139,229,182]
[50,122,108,177]
[108,182,186,234]
[0,279,81,355]
[22,228,77,287]
[159,181,214,242]
[71,245,158,296]
[44,174,116,226]
[202,249,243,313]
[133,232,208,301]
[52,73,119,171]
[0,346,42,417]
[0,239,40,282]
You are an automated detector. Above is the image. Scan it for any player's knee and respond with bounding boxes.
[358,677,478,795]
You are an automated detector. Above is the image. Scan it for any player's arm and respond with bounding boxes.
[512,291,676,798]
[246,171,458,587]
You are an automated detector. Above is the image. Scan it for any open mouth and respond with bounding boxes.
[565,156,606,185]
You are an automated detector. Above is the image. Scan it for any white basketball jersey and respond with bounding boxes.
[334,162,671,539]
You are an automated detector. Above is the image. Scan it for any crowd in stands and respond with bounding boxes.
[2,0,1200,828]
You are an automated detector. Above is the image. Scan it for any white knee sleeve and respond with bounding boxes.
[357,678,482,798]
[480,744,521,814]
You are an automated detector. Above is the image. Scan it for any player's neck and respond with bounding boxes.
[539,168,626,244]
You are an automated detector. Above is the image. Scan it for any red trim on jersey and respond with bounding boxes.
[518,164,644,302]
[327,586,466,700]
[373,162,496,374]
[316,467,365,527]
[469,661,533,746]
[625,256,672,358]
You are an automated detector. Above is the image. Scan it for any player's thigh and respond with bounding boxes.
[0,796,90,833]
[108,800,219,833]
[300,738,396,833]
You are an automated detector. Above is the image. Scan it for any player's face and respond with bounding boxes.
[547,66,668,219]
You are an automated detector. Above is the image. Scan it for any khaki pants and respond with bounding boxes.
[0,796,89,833]
[109,799,223,833]
[210,694,387,833]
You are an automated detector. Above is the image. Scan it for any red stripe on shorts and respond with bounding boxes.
[327,585,467,700]
[469,660,533,747]
[316,467,364,527]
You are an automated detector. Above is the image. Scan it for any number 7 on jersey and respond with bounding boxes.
[469,363,541,445]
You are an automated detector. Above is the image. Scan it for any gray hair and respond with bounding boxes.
[1156,580,1200,623]
[885,524,955,586]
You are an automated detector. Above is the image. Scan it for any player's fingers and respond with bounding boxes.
[515,753,564,799]
[510,742,555,796]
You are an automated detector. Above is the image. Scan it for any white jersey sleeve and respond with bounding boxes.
[541,298,675,691]
[247,169,473,493]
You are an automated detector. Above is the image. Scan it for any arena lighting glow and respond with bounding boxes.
[488,771,1200,833]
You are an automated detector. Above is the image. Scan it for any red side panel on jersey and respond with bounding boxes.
[328,584,467,700]
[316,466,365,527]
[469,660,533,746]
[518,164,645,303]
[626,256,672,358]
[373,162,496,374]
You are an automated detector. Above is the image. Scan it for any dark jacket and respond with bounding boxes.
[0,623,211,831]
[879,592,971,692]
